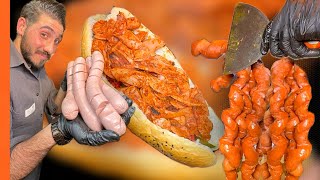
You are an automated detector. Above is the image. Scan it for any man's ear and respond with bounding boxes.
[16,17,27,36]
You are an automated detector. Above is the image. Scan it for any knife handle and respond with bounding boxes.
[304,41,320,49]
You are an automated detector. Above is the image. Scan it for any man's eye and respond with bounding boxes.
[41,33,48,39]
[54,39,61,45]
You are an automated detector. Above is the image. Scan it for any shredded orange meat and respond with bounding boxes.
[91,12,213,141]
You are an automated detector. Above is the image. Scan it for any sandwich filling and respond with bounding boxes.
[91,11,213,142]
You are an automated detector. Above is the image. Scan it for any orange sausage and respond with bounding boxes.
[191,39,227,59]
[219,68,251,180]
[267,58,293,180]
[210,74,234,92]
[241,62,270,180]
[285,65,314,179]
[304,41,320,49]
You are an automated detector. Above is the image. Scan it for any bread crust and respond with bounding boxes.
[81,7,224,167]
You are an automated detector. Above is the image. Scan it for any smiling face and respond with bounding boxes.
[17,14,64,70]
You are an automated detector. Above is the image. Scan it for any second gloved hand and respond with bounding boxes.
[120,94,135,125]
[51,115,120,146]
[261,0,320,59]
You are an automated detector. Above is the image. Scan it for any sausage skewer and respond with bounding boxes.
[283,65,300,174]
[219,68,251,180]
[192,38,315,179]
[267,58,292,180]
[254,110,273,179]
[285,65,314,179]
[242,62,270,180]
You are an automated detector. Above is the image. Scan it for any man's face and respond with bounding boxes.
[20,14,64,70]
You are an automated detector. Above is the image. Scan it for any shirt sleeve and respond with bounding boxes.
[44,80,59,123]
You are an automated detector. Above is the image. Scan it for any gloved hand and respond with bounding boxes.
[51,115,120,146]
[261,0,320,60]
[120,94,135,125]
[60,71,67,92]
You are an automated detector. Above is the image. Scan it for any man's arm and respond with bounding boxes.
[10,125,55,180]
[9,113,125,180]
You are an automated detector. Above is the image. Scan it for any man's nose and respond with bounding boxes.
[43,40,56,55]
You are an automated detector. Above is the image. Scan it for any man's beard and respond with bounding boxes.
[20,35,50,71]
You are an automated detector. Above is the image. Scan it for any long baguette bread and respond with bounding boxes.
[81,7,224,167]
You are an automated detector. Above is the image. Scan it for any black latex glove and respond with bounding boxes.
[120,94,135,125]
[261,0,320,60]
[51,115,120,146]
[60,71,67,92]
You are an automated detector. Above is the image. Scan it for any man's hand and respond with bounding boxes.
[51,93,135,146]
[51,115,120,146]
[120,94,135,125]
[261,0,320,60]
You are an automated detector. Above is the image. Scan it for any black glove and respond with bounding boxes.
[60,71,67,92]
[51,115,120,146]
[120,94,135,125]
[261,0,320,59]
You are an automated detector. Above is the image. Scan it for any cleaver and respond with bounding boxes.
[223,3,269,74]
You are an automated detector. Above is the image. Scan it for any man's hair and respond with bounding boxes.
[20,0,66,30]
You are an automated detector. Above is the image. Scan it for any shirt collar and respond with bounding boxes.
[10,40,25,68]
[10,40,45,77]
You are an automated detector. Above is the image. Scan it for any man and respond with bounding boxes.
[261,0,320,59]
[10,1,135,180]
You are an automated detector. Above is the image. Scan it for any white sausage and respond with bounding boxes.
[86,51,126,135]
[100,79,128,114]
[61,61,79,120]
[85,56,91,79]
[86,56,92,70]
[88,54,129,114]
[72,57,103,131]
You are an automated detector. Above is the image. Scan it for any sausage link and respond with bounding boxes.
[86,51,126,135]
[210,74,234,92]
[191,39,227,59]
[61,61,79,120]
[85,56,92,72]
[242,62,270,180]
[100,79,128,114]
[267,58,293,180]
[73,57,103,131]
[241,114,260,180]
[257,110,273,155]
[285,65,314,179]
[283,65,299,163]
[253,162,270,179]
[219,68,250,180]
